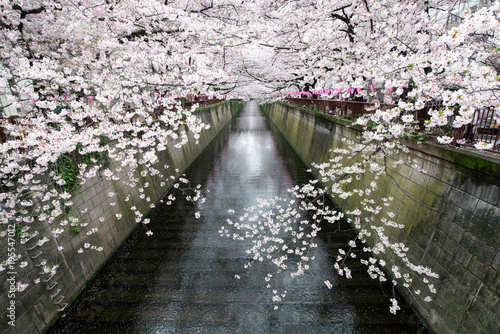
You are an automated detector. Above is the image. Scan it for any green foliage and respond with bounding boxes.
[56,153,79,192]
[14,224,23,237]
[67,210,81,232]
[410,134,430,141]
[54,135,109,193]
[70,226,81,233]
[403,133,430,142]
[442,125,453,137]
[233,101,244,116]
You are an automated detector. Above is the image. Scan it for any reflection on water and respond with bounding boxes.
[48,101,427,333]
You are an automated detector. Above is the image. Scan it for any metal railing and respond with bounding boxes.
[284,97,500,153]
[285,97,373,120]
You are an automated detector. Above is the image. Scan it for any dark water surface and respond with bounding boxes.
[48,101,427,333]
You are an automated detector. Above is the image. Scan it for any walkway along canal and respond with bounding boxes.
[48,101,427,333]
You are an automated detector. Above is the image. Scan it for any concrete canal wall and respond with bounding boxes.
[0,101,240,334]
[265,102,499,334]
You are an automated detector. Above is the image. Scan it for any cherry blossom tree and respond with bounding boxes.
[1,0,499,317]
[219,0,499,313]
[234,0,499,119]
[0,0,233,298]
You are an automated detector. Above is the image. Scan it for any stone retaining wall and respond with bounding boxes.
[265,102,499,334]
[0,101,239,334]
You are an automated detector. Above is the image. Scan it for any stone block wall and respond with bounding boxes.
[0,101,239,334]
[266,102,499,334]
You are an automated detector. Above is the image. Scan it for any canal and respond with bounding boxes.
[48,101,427,333]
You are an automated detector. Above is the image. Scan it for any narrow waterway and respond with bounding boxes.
[48,101,427,333]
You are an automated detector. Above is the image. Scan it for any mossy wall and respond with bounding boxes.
[265,102,499,334]
[0,101,239,334]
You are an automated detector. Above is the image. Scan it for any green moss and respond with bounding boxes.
[232,100,244,116]
[194,101,225,113]
[449,150,499,176]
[402,140,500,183]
